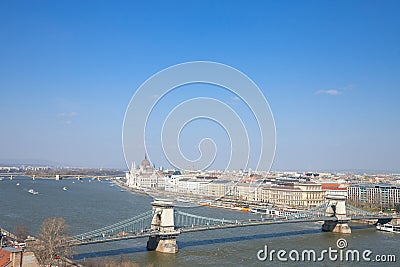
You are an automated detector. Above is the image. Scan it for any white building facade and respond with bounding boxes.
[126,155,165,189]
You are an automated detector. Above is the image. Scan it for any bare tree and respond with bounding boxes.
[31,217,72,266]
[13,225,29,241]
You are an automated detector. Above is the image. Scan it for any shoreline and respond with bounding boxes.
[111,179,254,212]
[111,180,290,215]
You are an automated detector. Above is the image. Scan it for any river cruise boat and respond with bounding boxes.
[376,223,400,233]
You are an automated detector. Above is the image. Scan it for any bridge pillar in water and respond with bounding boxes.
[147,200,179,253]
[322,195,351,234]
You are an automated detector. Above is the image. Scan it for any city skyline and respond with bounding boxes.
[1,1,399,172]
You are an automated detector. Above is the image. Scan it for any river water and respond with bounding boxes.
[0,176,398,266]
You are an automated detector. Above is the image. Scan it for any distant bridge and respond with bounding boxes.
[68,196,397,253]
[0,173,120,180]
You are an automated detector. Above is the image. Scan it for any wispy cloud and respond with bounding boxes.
[56,112,78,125]
[315,89,342,95]
[57,111,78,117]
[315,85,354,96]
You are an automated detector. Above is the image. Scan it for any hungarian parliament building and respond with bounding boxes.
[125,155,165,189]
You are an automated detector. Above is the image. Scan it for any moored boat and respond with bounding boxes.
[376,223,400,233]
[199,200,211,206]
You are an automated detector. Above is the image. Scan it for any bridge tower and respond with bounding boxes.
[322,195,351,234]
[147,200,179,253]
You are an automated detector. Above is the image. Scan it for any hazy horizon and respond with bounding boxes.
[1,158,399,175]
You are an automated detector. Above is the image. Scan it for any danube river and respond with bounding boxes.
[0,177,398,266]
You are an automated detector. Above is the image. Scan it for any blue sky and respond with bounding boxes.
[0,0,399,172]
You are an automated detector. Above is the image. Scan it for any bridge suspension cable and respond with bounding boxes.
[174,210,236,229]
[71,210,153,244]
[345,203,378,217]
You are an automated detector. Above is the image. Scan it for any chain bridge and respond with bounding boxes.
[67,195,397,253]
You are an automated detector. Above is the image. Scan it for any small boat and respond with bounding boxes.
[0,177,4,181]
[63,187,68,191]
[251,208,270,214]
[376,223,400,233]
[28,189,38,195]
[16,183,20,186]
[120,189,125,192]
[199,201,211,206]
[72,181,75,184]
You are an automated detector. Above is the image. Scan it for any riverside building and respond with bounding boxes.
[347,184,400,209]
[258,182,325,208]
[126,155,165,189]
